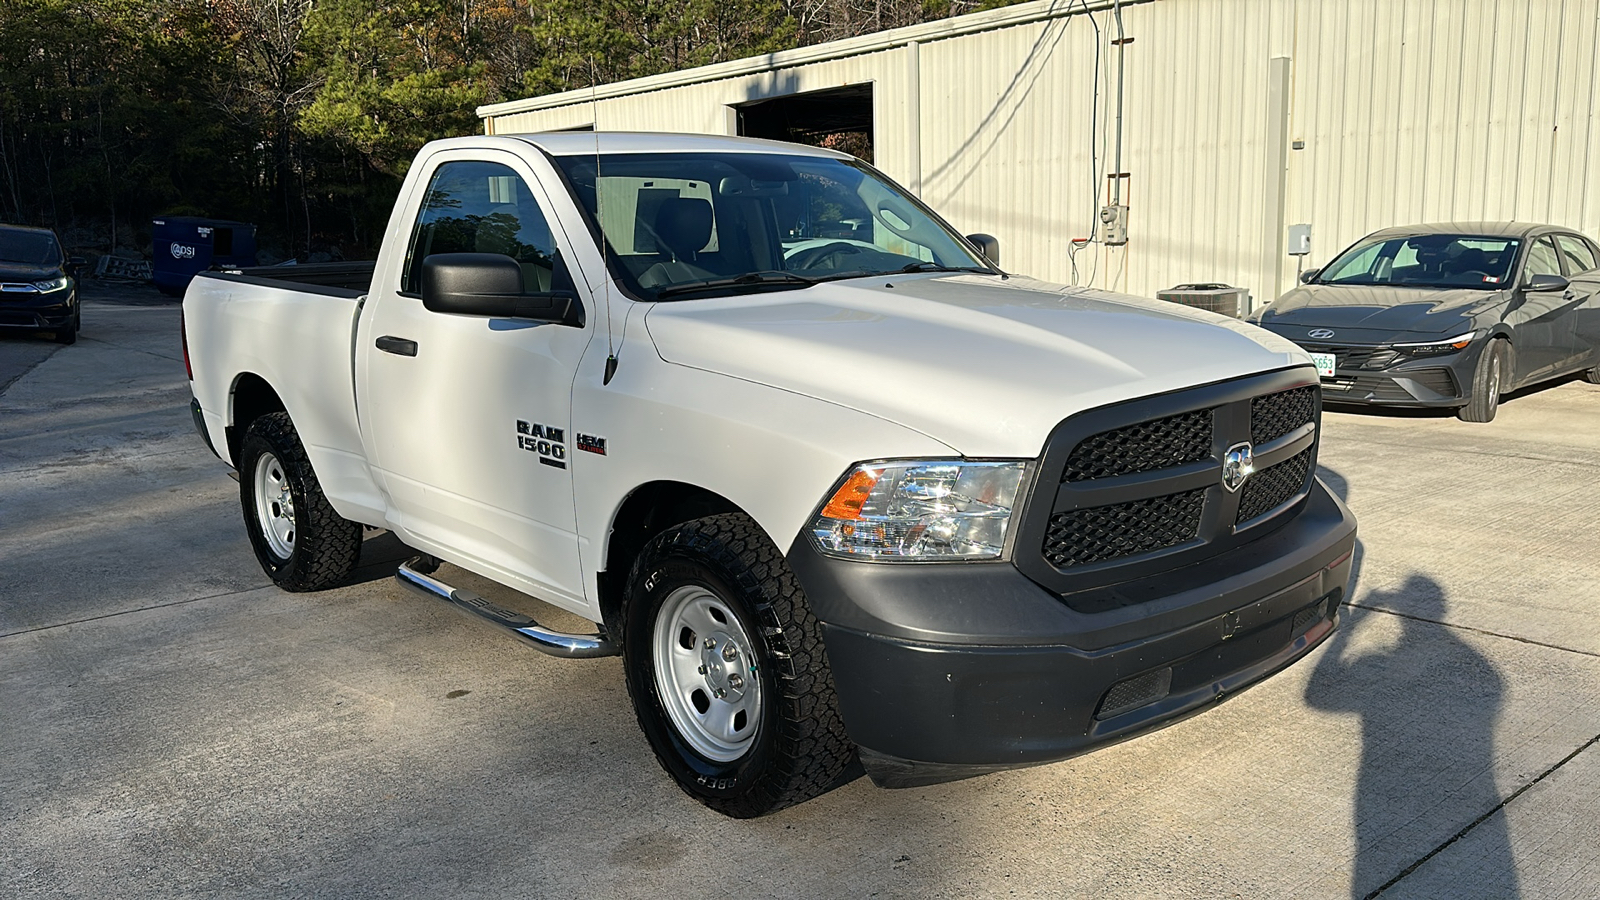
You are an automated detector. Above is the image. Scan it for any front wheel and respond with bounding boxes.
[622,513,857,817]
[1583,365,1600,385]
[238,412,362,591]
[53,307,78,345]
[1457,339,1508,423]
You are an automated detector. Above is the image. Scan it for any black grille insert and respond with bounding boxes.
[1043,488,1205,568]
[1236,448,1314,523]
[1251,386,1316,444]
[1063,409,1212,481]
[1097,668,1174,719]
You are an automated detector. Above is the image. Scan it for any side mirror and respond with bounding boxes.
[1525,273,1569,292]
[1299,268,1320,284]
[421,253,584,327]
[966,233,1000,267]
[67,256,88,277]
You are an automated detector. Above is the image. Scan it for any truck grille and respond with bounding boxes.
[1015,372,1322,591]
[1251,386,1316,444]
[1063,409,1212,481]
[1043,488,1205,567]
[1237,447,1314,523]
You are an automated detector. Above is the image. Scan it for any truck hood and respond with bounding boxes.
[643,274,1307,457]
[1257,284,1508,333]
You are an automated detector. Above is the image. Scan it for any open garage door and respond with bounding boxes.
[734,83,874,162]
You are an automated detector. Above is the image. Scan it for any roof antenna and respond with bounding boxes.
[590,59,620,386]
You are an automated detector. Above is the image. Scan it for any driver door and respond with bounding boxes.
[1506,236,1572,384]
[358,152,596,609]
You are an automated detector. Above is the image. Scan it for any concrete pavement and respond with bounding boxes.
[2,285,1598,898]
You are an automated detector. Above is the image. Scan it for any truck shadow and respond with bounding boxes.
[346,529,421,586]
[1309,466,1518,899]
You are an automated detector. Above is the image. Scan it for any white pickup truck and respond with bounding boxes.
[184,133,1356,817]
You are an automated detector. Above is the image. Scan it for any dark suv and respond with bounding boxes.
[0,224,84,344]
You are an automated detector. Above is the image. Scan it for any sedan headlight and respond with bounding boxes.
[1392,331,1478,357]
[32,275,69,292]
[809,460,1028,560]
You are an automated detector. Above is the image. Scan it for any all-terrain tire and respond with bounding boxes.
[238,411,362,591]
[622,513,857,817]
[1457,339,1508,423]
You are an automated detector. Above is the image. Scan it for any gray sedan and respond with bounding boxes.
[1250,222,1600,422]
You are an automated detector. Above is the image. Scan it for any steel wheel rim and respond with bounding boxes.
[253,451,296,560]
[652,584,763,762]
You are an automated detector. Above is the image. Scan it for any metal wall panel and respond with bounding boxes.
[486,0,1600,305]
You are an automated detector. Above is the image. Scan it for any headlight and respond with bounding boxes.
[809,460,1028,561]
[32,275,69,292]
[1392,331,1478,357]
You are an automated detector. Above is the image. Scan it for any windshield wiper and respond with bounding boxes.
[653,270,818,299]
[898,262,996,275]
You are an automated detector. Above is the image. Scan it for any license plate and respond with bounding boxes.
[1308,352,1336,378]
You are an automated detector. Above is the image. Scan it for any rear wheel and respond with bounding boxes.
[1583,365,1600,385]
[1457,339,1507,423]
[238,412,362,591]
[622,513,857,817]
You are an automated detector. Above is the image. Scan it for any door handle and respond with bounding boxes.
[376,335,418,357]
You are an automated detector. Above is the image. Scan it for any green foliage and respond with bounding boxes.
[0,0,1004,257]
[299,0,489,177]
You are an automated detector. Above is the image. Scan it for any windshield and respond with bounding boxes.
[1317,234,1518,289]
[0,229,62,267]
[553,152,992,300]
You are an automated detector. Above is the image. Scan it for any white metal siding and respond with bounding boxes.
[486,0,1600,304]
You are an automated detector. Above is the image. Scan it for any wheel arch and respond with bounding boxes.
[227,372,287,465]
[599,480,744,639]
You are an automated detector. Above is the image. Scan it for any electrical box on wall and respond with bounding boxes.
[1288,223,1312,256]
[1100,205,1129,245]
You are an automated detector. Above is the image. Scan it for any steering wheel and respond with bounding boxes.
[787,241,865,270]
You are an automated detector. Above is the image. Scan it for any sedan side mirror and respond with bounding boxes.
[1299,268,1320,284]
[966,233,1000,267]
[1525,273,1569,292]
[421,253,584,327]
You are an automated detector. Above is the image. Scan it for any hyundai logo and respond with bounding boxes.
[1223,442,1255,492]
[1307,328,1336,339]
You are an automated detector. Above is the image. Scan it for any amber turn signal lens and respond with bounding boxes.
[820,468,884,520]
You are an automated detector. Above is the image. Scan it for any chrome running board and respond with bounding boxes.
[395,558,620,659]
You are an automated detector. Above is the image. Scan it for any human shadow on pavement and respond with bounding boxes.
[1303,470,1516,900]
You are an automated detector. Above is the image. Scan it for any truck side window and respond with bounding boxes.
[401,161,574,296]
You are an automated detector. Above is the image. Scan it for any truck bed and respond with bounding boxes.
[184,263,387,525]
[205,260,376,297]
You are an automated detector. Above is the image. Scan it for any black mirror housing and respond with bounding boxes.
[421,253,584,327]
[966,233,1000,267]
[1299,268,1320,284]
[1525,273,1569,292]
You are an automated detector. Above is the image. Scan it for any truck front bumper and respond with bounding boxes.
[786,478,1356,787]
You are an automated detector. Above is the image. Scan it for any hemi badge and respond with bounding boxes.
[576,433,607,455]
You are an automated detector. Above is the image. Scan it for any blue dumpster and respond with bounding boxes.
[151,216,257,295]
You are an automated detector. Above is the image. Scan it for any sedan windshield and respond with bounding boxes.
[0,229,62,266]
[553,152,993,301]
[1317,234,1518,290]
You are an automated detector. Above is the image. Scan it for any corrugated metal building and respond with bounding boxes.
[479,0,1600,306]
